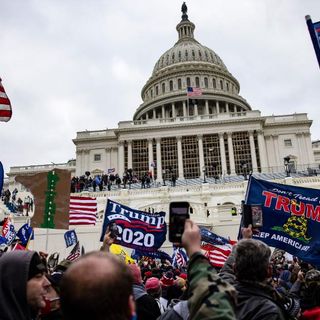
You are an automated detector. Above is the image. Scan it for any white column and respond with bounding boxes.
[153,109,156,119]
[127,140,132,169]
[272,135,281,170]
[162,105,165,119]
[257,130,268,172]
[183,101,187,117]
[148,139,154,177]
[171,103,176,118]
[198,135,205,178]
[216,101,220,114]
[118,141,125,176]
[177,136,184,179]
[296,133,307,166]
[227,132,236,174]
[249,131,258,172]
[156,138,162,181]
[226,102,229,113]
[84,150,90,172]
[219,133,227,175]
[75,150,82,176]
[194,102,198,116]
[205,100,209,115]
[105,148,111,171]
[304,132,315,165]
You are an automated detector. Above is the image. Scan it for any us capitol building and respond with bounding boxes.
[4,4,320,254]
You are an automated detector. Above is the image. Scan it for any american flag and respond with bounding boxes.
[202,243,232,268]
[69,196,97,225]
[0,78,12,122]
[172,247,188,268]
[66,241,81,261]
[187,86,203,97]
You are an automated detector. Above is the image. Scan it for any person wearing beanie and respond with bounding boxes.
[128,264,161,320]
[145,277,167,314]
[0,251,50,320]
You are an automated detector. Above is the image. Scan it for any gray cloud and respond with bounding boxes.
[1,0,320,174]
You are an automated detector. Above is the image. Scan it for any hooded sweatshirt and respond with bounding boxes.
[0,251,39,320]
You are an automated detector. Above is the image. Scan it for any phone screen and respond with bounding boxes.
[251,205,263,228]
[169,202,190,243]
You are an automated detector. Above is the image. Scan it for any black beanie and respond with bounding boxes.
[28,253,46,280]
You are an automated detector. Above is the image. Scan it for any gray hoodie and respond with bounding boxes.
[0,251,39,320]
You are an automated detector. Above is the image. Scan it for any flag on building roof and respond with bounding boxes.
[0,78,12,122]
[69,196,97,225]
[187,86,202,97]
[66,241,81,261]
[202,243,232,268]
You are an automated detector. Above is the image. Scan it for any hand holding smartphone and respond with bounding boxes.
[169,201,190,243]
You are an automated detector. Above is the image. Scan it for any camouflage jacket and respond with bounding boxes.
[187,252,237,320]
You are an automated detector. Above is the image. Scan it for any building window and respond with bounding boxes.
[178,51,181,61]
[182,136,200,179]
[155,86,158,95]
[132,140,149,179]
[169,80,173,91]
[195,77,200,87]
[94,154,101,162]
[284,139,292,147]
[162,83,165,93]
[220,80,224,90]
[178,78,182,90]
[226,82,229,91]
[186,77,191,87]
[150,89,153,98]
[204,77,208,88]
[212,78,216,89]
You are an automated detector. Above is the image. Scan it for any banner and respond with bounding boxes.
[100,199,167,251]
[17,223,34,247]
[172,247,188,268]
[245,177,320,266]
[110,244,135,264]
[131,249,172,263]
[16,169,71,229]
[306,15,320,69]
[200,227,230,245]
[0,161,3,193]
[1,218,16,246]
[64,230,78,248]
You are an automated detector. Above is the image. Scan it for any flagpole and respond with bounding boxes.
[45,228,49,253]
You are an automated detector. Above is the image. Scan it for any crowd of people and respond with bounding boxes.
[1,188,34,216]
[70,170,160,193]
[0,221,319,320]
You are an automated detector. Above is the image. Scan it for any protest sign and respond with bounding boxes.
[100,199,167,251]
[245,176,320,266]
[17,223,34,247]
[64,230,78,248]
[1,218,16,246]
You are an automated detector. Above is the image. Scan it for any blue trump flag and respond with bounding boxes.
[64,230,78,248]
[101,199,167,251]
[200,227,230,245]
[131,249,172,262]
[0,161,4,194]
[17,223,34,247]
[245,176,320,266]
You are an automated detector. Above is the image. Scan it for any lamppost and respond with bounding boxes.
[202,166,207,183]
[284,156,291,177]
[240,161,248,180]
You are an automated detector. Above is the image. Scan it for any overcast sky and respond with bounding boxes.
[1,0,320,176]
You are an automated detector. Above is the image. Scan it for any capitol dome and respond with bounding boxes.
[133,3,251,121]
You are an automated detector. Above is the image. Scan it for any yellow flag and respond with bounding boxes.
[110,244,135,264]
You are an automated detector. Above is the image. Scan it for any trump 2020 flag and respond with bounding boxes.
[172,247,188,268]
[100,199,167,252]
[245,176,320,266]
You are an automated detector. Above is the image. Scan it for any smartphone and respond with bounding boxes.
[243,204,263,228]
[169,202,190,243]
[108,222,119,239]
[251,204,263,228]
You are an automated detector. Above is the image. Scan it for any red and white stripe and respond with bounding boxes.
[0,79,12,122]
[69,196,97,225]
[66,242,81,261]
[203,244,232,268]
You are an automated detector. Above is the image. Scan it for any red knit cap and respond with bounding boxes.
[145,277,161,291]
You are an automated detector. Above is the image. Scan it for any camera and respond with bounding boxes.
[243,204,263,228]
[169,201,190,243]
